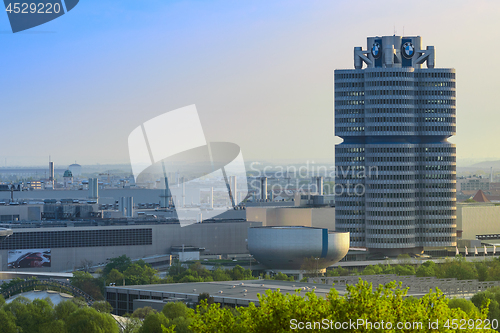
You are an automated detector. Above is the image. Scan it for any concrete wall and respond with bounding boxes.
[0,221,261,272]
[457,203,500,239]
[246,207,335,230]
[311,208,335,230]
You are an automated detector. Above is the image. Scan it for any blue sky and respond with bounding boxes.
[1,0,500,166]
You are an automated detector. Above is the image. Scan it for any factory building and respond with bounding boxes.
[456,203,500,241]
[335,35,456,256]
[0,220,261,272]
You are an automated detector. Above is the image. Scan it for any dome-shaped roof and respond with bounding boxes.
[63,170,73,177]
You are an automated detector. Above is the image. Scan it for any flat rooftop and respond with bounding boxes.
[106,279,427,307]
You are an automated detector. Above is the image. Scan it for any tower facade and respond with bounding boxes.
[334,35,456,256]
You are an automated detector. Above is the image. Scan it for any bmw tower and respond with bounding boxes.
[334,35,456,256]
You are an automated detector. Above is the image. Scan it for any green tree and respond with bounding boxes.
[448,298,479,315]
[272,272,294,281]
[71,271,104,300]
[168,260,187,278]
[471,287,500,323]
[416,260,437,277]
[103,255,132,276]
[394,264,415,276]
[138,312,170,333]
[162,302,194,321]
[54,300,79,321]
[211,268,231,281]
[229,265,246,280]
[132,306,157,320]
[28,298,56,333]
[65,307,119,333]
[440,256,478,280]
[92,301,113,313]
[326,266,350,276]
[106,268,125,286]
[0,309,18,333]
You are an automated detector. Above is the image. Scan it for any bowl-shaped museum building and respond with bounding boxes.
[248,226,349,271]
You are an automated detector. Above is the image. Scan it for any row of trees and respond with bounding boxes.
[3,280,495,332]
[327,256,500,281]
[0,296,118,333]
[70,256,259,300]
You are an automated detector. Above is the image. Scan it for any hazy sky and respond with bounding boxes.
[1,0,499,167]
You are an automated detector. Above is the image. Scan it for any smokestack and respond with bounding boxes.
[260,177,267,201]
[491,167,494,183]
[89,178,98,202]
[49,161,54,181]
[315,176,324,195]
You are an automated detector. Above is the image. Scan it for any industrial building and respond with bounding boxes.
[0,220,261,272]
[456,202,500,240]
[335,35,456,256]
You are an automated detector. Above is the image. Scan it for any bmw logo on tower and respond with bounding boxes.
[402,42,415,59]
[371,42,381,59]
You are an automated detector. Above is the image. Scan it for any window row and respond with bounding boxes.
[336,109,365,115]
[366,192,415,198]
[368,211,413,216]
[415,227,455,234]
[0,228,153,249]
[336,126,365,132]
[335,73,364,79]
[335,82,365,88]
[367,229,413,235]
[367,202,414,208]
[419,99,455,105]
[367,237,413,244]
[366,107,456,114]
[414,72,455,79]
[336,91,365,97]
[365,125,455,132]
[416,90,455,96]
[417,237,454,243]
[336,118,364,123]
[366,71,413,78]
[336,100,365,106]
[336,148,365,153]
[368,220,413,226]
[366,90,415,96]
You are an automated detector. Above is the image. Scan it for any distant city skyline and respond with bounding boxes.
[2,0,500,166]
